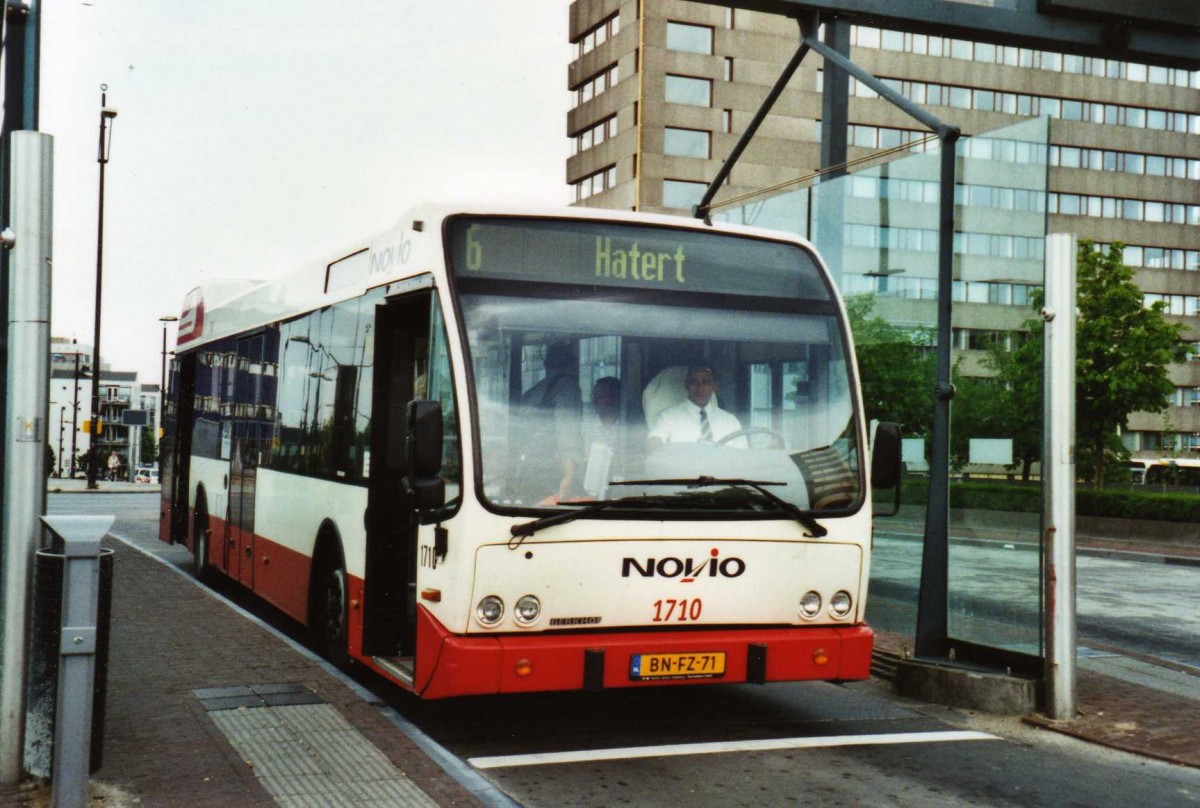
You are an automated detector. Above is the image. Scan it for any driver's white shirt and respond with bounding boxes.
[649,399,746,448]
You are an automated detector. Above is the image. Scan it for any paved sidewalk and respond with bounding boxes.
[873,630,1200,769]
[0,539,485,807]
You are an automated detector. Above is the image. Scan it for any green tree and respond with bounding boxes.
[988,242,1188,485]
[950,362,1034,476]
[845,294,936,438]
[141,426,158,465]
[1076,241,1188,484]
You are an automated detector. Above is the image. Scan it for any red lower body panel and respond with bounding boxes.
[171,501,873,701]
[181,506,314,625]
[410,606,874,700]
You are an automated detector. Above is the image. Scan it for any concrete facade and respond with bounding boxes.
[566,0,1200,459]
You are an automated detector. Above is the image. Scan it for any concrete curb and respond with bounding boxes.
[46,483,160,495]
[891,656,1038,716]
[1077,545,1200,567]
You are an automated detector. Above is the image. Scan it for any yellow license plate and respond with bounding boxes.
[630,651,726,680]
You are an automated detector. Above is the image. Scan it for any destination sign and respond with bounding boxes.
[447,217,830,302]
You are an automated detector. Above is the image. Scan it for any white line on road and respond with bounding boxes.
[468,730,999,769]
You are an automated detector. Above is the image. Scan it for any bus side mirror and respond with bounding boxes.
[407,400,445,511]
[871,421,902,517]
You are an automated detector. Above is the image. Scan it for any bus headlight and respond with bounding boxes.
[799,590,822,618]
[830,590,853,617]
[514,595,541,625]
[477,595,504,626]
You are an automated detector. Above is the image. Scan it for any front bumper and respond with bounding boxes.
[413,607,873,699]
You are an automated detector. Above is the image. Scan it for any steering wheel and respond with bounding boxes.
[717,427,786,449]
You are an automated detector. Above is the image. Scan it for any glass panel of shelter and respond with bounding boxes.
[715,116,1051,659]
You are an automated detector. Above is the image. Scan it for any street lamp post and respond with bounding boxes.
[159,315,178,447]
[70,347,88,478]
[86,85,118,489]
[57,405,65,477]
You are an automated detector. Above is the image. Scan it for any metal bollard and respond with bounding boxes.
[28,516,113,808]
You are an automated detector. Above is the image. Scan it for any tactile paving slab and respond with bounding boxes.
[209,702,438,807]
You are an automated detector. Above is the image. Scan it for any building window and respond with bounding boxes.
[1138,431,1165,451]
[722,109,732,134]
[662,179,707,210]
[853,75,1200,135]
[574,165,618,202]
[856,27,881,49]
[576,13,620,59]
[573,116,618,154]
[853,26,1200,89]
[847,124,934,153]
[723,57,734,81]
[663,127,710,159]
[1171,386,1200,407]
[1145,293,1200,317]
[1103,243,1200,272]
[665,74,712,106]
[576,64,619,105]
[1050,192,1199,226]
[667,22,713,54]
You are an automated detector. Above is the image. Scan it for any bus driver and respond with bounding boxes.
[648,363,746,448]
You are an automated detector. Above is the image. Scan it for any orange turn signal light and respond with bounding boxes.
[514,659,533,678]
[813,648,830,666]
[420,588,442,602]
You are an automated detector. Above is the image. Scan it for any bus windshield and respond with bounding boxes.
[448,217,861,515]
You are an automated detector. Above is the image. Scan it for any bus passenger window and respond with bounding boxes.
[512,341,584,505]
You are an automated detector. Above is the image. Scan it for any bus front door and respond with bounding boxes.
[361,291,431,658]
[164,354,195,545]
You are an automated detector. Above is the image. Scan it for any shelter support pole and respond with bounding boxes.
[914,133,959,657]
[0,130,53,785]
[1042,233,1077,719]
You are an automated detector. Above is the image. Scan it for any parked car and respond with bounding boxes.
[134,467,159,484]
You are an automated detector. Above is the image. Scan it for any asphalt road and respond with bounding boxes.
[50,492,1200,807]
[870,528,1200,672]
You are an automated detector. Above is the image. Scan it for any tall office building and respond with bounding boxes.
[566,0,1200,458]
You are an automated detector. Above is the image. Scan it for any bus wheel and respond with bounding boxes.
[193,503,212,582]
[313,560,349,667]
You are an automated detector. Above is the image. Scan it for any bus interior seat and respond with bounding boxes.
[641,365,717,428]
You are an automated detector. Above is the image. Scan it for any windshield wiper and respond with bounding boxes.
[508,494,682,546]
[611,476,828,538]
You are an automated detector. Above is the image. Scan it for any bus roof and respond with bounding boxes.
[174,202,824,352]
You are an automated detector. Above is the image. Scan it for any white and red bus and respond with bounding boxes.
[159,203,900,699]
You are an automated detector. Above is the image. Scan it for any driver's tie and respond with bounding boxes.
[699,408,713,442]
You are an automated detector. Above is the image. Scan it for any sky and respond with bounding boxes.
[35,1,571,383]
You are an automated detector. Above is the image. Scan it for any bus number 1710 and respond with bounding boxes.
[652,598,702,622]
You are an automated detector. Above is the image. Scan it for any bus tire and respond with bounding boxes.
[311,552,350,667]
[193,493,212,582]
